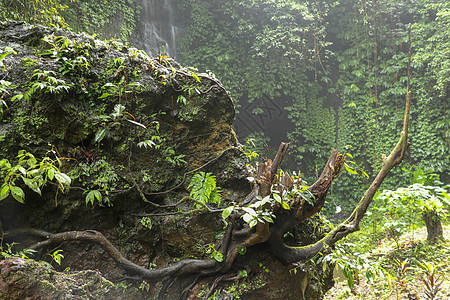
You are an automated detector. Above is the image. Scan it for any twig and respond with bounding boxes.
[96,270,105,300]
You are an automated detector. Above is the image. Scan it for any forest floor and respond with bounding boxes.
[324,225,450,300]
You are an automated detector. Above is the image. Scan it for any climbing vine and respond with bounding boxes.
[0,0,74,27]
[60,0,141,43]
[326,0,450,211]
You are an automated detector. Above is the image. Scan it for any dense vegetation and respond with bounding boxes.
[2,1,447,206]
[1,0,449,299]
[175,0,449,213]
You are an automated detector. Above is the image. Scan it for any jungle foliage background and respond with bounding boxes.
[1,0,448,215]
[1,0,449,299]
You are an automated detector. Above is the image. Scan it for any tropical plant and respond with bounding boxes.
[417,260,445,300]
[320,243,389,292]
[188,172,221,208]
[0,242,37,260]
[372,183,449,244]
[41,34,92,77]
[11,69,72,102]
[49,249,64,265]
[93,104,147,144]
[0,149,71,204]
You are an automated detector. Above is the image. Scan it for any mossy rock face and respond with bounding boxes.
[0,258,117,299]
[0,20,243,224]
[0,21,239,184]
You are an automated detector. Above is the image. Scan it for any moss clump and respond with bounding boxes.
[21,58,38,67]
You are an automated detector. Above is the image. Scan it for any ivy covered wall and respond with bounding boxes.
[175,0,449,213]
[327,0,450,211]
[176,0,340,179]
[60,0,141,42]
[0,0,141,42]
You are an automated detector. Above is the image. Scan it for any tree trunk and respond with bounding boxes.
[423,210,443,244]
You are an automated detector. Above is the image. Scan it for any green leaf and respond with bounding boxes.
[22,177,37,190]
[273,193,282,204]
[242,207,256,216]
[32,186,42,196]
[237,246,247,255]
[192,73,201,82]
[55,172,71,186]
[47,168,55,180]
[302,191,315,206]
[140,216,152,229]
[240,270,248,277]
[209,189,221,204]
[0,184,10,201]
[17,166,27,175]
[127,119,147,129]
[188,172,219,207]
[260,195,271,205]
[242,213,252,223]
[85,190,102,206]
[138,140,156,149]
[102,82,117,88]
[86,191,94,206]
[10,186,25,203]
[98,93,113,99]
[0,50,14,61]
[222,206,234,219]
[344,164,358,175]
[211,250,223,262]
[281,201,291,210]
[27,156,37,167]
[114,104,125,115]
[177,95,187,105]
[262,215,274,223]
[92,190,102,202]
[11,94,23,101]
[127,82,142,87]
[94,128,107,143]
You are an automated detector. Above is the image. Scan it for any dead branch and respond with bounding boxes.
[267,76,411,265]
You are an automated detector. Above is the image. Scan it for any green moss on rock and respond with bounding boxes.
[0,258,117,299]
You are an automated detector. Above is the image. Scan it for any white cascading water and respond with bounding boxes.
[138,0,179,57]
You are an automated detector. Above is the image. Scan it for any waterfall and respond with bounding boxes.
[135,0,180,58]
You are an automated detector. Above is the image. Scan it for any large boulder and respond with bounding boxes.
[0,258,117,299]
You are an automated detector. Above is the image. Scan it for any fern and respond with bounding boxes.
[188,172,221,207]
